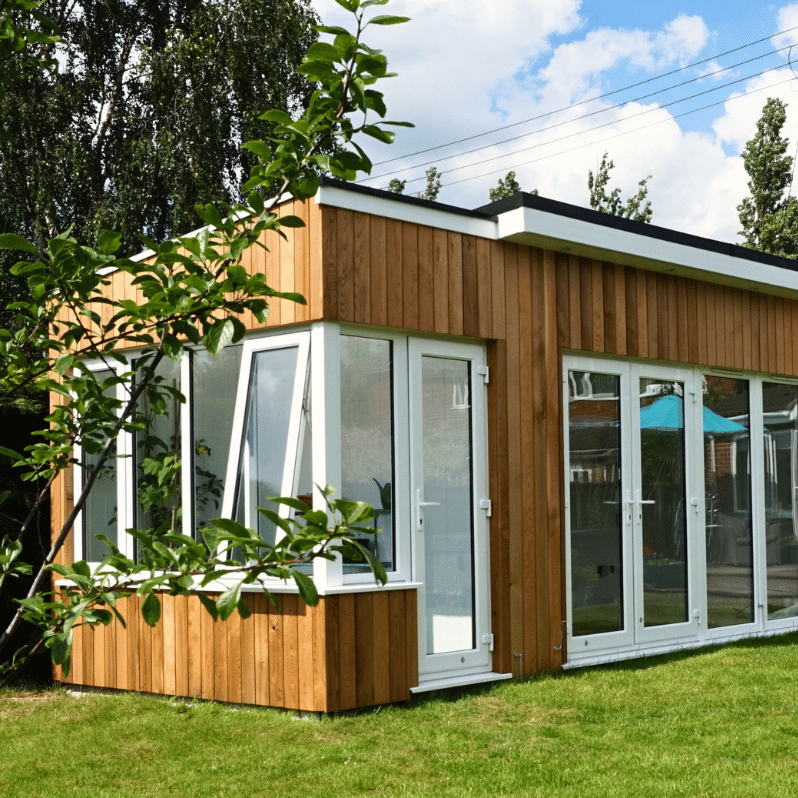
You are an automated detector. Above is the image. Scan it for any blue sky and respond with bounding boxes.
[312,1,798,244]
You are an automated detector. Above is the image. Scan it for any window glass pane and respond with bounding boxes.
[192,346,243,536]
[763,382,798,620]
[82,368,118,561]
[340,336,395,575]
[134,357,182,534]
[233,346,300,549]
[639,380,688,627]
[703,375,754,627]
[568,371,623,636]
[422,356,474,653]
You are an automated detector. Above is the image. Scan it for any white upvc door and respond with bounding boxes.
[409,339,492,679]
[564,355,702,657]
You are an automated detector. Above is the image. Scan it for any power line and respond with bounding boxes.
[363,51,789,184]
[368,23,798,170]
[439,76,796,191]
[370,64,792,188]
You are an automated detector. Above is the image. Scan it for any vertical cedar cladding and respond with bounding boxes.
[58,589,419,712]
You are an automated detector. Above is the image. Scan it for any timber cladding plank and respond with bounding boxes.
[353,212,371,324]
[402,222,420,330]
[462,234,480,338]
[337,209,356,323]
[432,228,449,335]
[337,593,357,711]
[355,593,375,707]
[418,225,435,332]
[386,219,404,330]
[281,594,299,710]
[296,597,315,712]
[370,214,388,327]
[517,247,538,673]
[447,232,464,336]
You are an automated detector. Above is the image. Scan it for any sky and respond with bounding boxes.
[311,0,798,245]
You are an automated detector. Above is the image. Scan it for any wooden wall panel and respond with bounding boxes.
[59,589,418,712]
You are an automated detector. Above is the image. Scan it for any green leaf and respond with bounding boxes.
[0,233,38,255]
[217,581,242,621]
[271,496,314,513]
[209,517,251,539]
[237,597,252,620]
[97,231,122,255]
[368,15,411,25]
[259,109,293,125]
[305,41,341,62]
[0,446,21,462]
[278,215,306,228]
[54,354,74,376]
[141,592,161,627]
[197,592,219,621]
[292,569,319,606]
[46,630,73,665]
[203,318,235,355]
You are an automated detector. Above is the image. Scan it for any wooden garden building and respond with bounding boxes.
[53,178,798,711]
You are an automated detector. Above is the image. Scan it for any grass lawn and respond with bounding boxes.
[4,635,798,797]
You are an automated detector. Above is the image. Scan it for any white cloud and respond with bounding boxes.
[774,3,798,48]
[307,1,798,244]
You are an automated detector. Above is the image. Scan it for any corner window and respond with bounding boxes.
[340,335,396,575]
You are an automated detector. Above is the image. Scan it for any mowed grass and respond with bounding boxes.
[4,635,798,798]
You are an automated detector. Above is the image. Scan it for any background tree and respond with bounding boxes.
[0,0,410,685]
[0,0,321,327]
[489,170,523,201]
[587,152,652,222]
[737,97,798,258]
[386,178,406,193]
[416,166,442,202]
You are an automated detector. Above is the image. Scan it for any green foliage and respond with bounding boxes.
[0,0,408,686]
[488,170,523,201]
[587,152,652,222]
[386,177,406,194]
[737,97,798,258]
[416,166,442,202]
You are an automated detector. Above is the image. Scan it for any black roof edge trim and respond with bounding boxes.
[476,191,798,275]
[318,175,498,222]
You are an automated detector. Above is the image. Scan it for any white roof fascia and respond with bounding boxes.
[316,183,498,240]
[497,205,798,300]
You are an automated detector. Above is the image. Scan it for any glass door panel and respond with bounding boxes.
[421,355,475,655]
[638,379,688,628]
[703,375,754,628]
[762,382,798,620]
[567,371,624,637]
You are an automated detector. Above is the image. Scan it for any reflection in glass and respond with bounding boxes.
[134,356,182,534]
[82,369,118,561]
[638,380,688,627]
[192,346,243,535]
[763,382,798,620]
[422,356,474,654]
[703,375,754,627]
[568,371,623,636]
[233,346,300,549]
[340,336,394,574]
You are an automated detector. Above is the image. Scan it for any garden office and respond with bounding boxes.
[52,177,798,712]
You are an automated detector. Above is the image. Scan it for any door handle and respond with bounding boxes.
[416,488,440,531]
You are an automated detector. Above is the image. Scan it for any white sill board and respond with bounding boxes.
[410,672,512,694]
